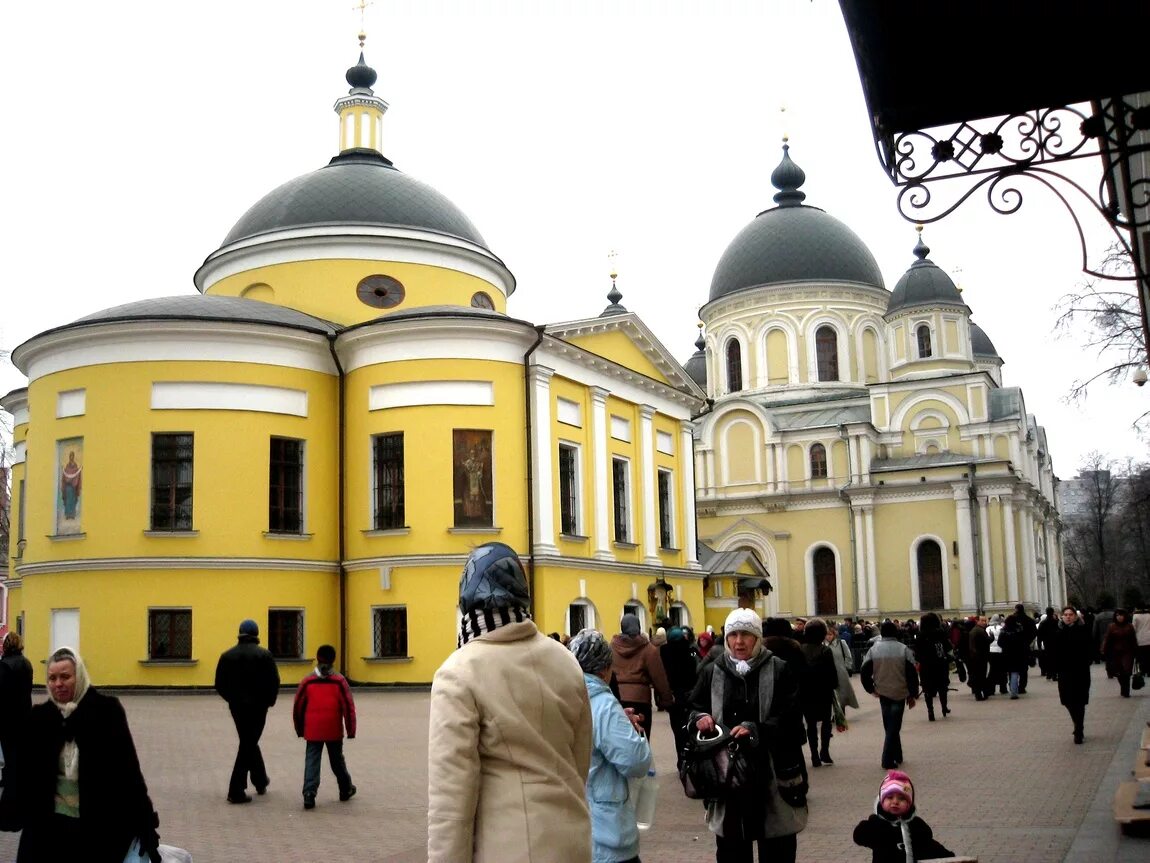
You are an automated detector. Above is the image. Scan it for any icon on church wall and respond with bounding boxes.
[453,429,493,527]
[57,438,84,536]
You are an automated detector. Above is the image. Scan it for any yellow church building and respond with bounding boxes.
[1,51,706,686]
[687,144,1064,625]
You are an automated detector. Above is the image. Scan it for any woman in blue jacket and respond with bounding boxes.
[570,629,653,863]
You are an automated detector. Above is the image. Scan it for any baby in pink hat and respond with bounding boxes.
[853,769,955,862]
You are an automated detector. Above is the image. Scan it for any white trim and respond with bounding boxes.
[567,598,599,636]
[805,317,849,384]
[888,389,971,430]
[557,397,582,427]
[656,430,674,455]
[338,317,536,372]
[908,534,951,611]
[195,226,516,298]
[369,380,493,410]
[530,367,558,555]
[610,415,632,442]
[152,382,309,417]
[16,556,340,576]
[16,322,337,382]
[590,388,613,560]
[611,455,634,545]
[56,389,86,418]
[657,467,676,550]
[558,439,584,537]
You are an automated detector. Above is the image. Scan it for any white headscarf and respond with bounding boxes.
[47,647,91,781]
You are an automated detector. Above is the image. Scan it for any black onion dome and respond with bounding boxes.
[684,327,707,388]
[886,234,967,315]
[970,322,1000,358]
[221,150,488,248]
[346,52,377,89]
[709,145,885,301]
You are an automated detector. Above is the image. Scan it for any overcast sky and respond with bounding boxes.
[1,0,1145,475]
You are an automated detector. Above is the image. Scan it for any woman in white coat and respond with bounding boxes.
[427,543,593,863]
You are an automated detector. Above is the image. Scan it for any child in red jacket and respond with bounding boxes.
[292,644,357,809]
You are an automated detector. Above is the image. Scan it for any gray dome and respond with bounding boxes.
[69,295,338,333]
[708,146,884,301]
[684,327,707,388]
[222,150,488,248]
[886,235,967,315]
[970,322,1000,358]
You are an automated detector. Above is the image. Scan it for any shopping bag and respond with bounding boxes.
[628,755,659,830]
[122,839,193,863]
[678,724,751,800]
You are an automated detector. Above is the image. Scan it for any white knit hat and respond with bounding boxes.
[723,608,762,639]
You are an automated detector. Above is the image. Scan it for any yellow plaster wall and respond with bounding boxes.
[871,497,960,612]
[209,259,506,326]
[767,330,789,385]
[863,328,879,383]
[560,330,669,384]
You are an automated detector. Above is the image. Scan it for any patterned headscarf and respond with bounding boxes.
[568,628,614,674]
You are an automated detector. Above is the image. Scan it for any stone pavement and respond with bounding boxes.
[0,665,1146,862]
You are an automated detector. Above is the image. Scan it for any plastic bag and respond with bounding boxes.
[122,839,193,863]
[629,756,659,830]
[678,725,751,800]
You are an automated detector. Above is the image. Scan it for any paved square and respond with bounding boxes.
[0,666,1145,862]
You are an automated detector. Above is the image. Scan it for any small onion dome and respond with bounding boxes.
[684,324,707,388]
[886,232,968,315]
[599,278,627,317]
[708,143,885,301]
[970,322,1000,358]
[346,52,378,90]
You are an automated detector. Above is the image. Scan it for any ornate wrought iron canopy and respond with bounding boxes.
[838,0,1150,352]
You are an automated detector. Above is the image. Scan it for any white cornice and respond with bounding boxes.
[699,281,891,321]
[336,315,539,371]
[194,227,516,297]
[344,553,702,578]
[16,557,340,576]
[14,321,337,382]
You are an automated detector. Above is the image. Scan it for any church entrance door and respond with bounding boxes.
[917,540,944,609]
[813,547,838,615]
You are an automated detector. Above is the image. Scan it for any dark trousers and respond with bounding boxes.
[802,705,832,759]
[878,696,906,768]
[303,739,352,798]
[715,832,796,863]
[1066,702,1086,736]
[1117,673,1132,697]
[988,653,1006,693]
[968,657,988,699]
[619,700,653,737]
[229,705,269,796]
[668,703,691,768]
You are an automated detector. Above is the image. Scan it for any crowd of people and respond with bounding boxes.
[0,540,1146,862]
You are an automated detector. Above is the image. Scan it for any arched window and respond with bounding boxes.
[815,326,839,382]
[726,339,743,392]
[809,443,827,478]
[813,546,838,615]
[917,325,933,358]
[917,540,944,610]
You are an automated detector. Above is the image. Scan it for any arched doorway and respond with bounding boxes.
[813,546,838,615]
[917,540,944,609]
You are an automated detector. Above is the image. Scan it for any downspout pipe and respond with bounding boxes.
[522,325,547,615]
[838,423,859,615]
[327,334,348,676]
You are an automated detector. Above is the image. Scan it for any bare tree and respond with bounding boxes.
[1061,453,1124,606]
[1055,244,1149,429]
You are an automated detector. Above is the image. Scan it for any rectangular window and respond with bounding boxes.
[267,609,304,659]
[657,469,674,549]
[17,479,25,544]
[269,437,304,534]
[372,433,405,530]
[148,609,191,659]
[612,457,630,543]
[151,433,193,531]
[558,443,579,535]
[373,606,408,658]
[453,430,493,527]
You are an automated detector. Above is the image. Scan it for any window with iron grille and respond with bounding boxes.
[373,606,408,658]
[151,433,193,531]
[815,326,839,382]
[373,433,405,530]
[268,609,304,659]
[568,603,588,635]
[917,325,933,358]
[810,443,828,479]
[148,609,192,659]
[558,444,578,535]
[269,438,304,534]
[726,339,743,392]
[657,469,674,548]
[612,458,630,543]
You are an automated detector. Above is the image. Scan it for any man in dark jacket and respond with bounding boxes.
[860,621,920,770]
[967,616,991,700]
[215,619,280,804]
[1036,606,1060,680]
[1007,603,1038,693]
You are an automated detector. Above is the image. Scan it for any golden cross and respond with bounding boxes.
[352,0,374,47]
[607,249,619,280]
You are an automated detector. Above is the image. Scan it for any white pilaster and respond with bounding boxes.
[978,497,993,607]
[530,365,559,557]
[853,506,868,611]
[864,506,878,612]
[590,387,612,561]
[680,421,699,568]
[1002,496,1018,603]
[639,405,660,565]
[954,487,976,609]
[1021,506,1037,604]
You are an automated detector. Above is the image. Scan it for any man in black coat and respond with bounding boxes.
[215,619,280,803]
[1007,603,1038,693]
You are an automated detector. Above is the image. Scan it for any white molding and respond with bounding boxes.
[557,397,582,427]
[611,415,632,442]
[152,382,309,417]
[338,317,537,372]
[908,534,951,611]
[16,556,340,576]
[16,322,337,382]
[369,380,493,410]
[12,441,26,465]
[56,389,86,418]
[804,542,845,617]
[195,226,516,298]
[656,430,674,455]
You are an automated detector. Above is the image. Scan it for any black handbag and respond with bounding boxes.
[1133,671,1145,691]
[678,724,751,800]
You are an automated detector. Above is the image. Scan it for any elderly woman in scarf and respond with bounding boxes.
[689,609,807,863]
[569,629,652,863]
[16,647,161,863]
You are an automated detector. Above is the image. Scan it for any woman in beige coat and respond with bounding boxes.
[428,543,593,863]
